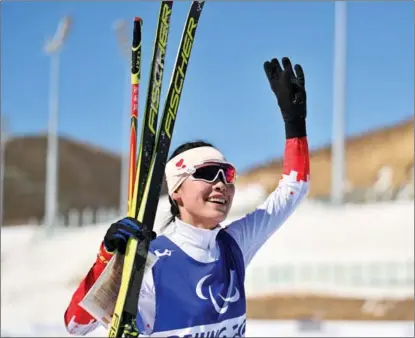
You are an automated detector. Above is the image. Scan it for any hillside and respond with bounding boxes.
[3,135,118,225]
[2,118,414,225]
[237,117,414,198]
[3,134,172,225]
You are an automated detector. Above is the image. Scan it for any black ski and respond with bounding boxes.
[134,1,173,216]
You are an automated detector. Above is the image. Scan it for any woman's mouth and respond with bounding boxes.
[207,197,227,205]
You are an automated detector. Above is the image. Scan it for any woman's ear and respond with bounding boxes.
[171,190,183,207]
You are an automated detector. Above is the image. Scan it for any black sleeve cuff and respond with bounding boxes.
[285,119,307,139]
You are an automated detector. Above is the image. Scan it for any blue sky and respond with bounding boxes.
[1,1,414,172]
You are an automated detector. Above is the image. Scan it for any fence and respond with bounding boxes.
[26,206,121,227]
[245,260,414,299]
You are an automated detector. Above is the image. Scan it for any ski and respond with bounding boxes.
[138,0,205,229]
[108,1,205,337]
[133,1,173,216]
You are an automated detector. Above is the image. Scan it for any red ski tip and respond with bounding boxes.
[134,17,142,23]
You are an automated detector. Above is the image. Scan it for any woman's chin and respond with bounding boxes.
[207,207,228,223]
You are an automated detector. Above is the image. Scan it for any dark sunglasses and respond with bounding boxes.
[191,163,236,184]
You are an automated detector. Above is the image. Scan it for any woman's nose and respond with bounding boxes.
[213,178,226,191]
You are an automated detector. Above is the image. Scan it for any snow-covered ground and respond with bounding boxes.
[1,198,414,337]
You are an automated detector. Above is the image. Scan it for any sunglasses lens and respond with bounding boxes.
[192,166,219,181]
[193,164,236,183]
[224,165,236,183]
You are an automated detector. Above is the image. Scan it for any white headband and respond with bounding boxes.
[165,146,231,195]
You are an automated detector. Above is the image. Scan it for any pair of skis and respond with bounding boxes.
[108,1,205,337]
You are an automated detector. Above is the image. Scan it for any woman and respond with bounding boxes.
[64,56,310,337]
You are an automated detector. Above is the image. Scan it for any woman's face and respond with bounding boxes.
[172,172,235,229]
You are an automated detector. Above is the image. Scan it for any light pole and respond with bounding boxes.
[331,2,347,205]
[0,116,8,227]
[43,16,71,233]
[113,19,132,215]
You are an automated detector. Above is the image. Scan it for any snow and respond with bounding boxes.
[1,197,413,336]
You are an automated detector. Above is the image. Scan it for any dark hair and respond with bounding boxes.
[162,140,215,230]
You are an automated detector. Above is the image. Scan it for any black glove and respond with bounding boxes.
[104,217,156,255]
[264,57,307,139]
